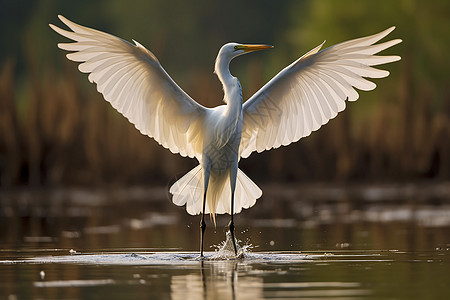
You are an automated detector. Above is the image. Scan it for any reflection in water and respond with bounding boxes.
[170,260,262,300]
[34,279,116,288]
[171,258,372,300]
[1,249,449,299]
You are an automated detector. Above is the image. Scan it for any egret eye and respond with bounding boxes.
[233,45,238,50]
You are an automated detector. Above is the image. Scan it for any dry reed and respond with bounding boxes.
[0,55,448,187]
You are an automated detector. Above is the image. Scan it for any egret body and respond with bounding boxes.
[50,15,401,256]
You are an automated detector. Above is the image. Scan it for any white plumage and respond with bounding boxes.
[50,15,401,254]
[240,27,402,157]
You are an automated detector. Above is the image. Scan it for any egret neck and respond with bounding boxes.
[213,50,243,149]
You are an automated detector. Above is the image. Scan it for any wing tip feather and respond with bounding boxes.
[378,26,396,40]
[57,15,72,27]
[386,26,396,34]
[49,23,63,35]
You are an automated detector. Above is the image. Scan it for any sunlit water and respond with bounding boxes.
[1,183,449,299]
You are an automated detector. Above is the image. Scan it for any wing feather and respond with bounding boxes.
[50,15,206,158]
[241,27,401,157]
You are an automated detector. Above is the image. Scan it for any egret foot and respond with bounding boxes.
[228,221,238,255]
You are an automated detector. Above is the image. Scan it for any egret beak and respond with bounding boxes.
[238,44,274,53]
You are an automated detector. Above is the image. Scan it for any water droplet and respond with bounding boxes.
[210,231,254,260]
[39,270,45,280]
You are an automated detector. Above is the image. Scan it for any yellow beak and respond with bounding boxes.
[237,44,274,53]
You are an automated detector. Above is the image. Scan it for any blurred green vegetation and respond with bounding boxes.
[0,0,449,187]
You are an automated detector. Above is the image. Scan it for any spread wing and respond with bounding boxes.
[50,15,207,158]
[240,27,401,158]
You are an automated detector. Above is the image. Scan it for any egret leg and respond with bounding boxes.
[200,191,207,257]
[229,165,238,255]
[200,164,211,257]
[229,194,238,255]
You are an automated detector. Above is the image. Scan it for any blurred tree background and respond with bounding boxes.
[0,0,449,188]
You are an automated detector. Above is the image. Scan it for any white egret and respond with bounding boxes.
[50,15,401,256]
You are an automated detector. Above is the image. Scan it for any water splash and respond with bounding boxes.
[210,231,253,260]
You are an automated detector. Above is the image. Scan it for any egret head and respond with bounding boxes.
[215,43,273,77]
[218,42,273,61]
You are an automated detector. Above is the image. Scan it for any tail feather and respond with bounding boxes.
[169,165,262,217]
[169,165,203,215]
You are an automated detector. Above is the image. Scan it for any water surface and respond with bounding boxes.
[1,183,449,299]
